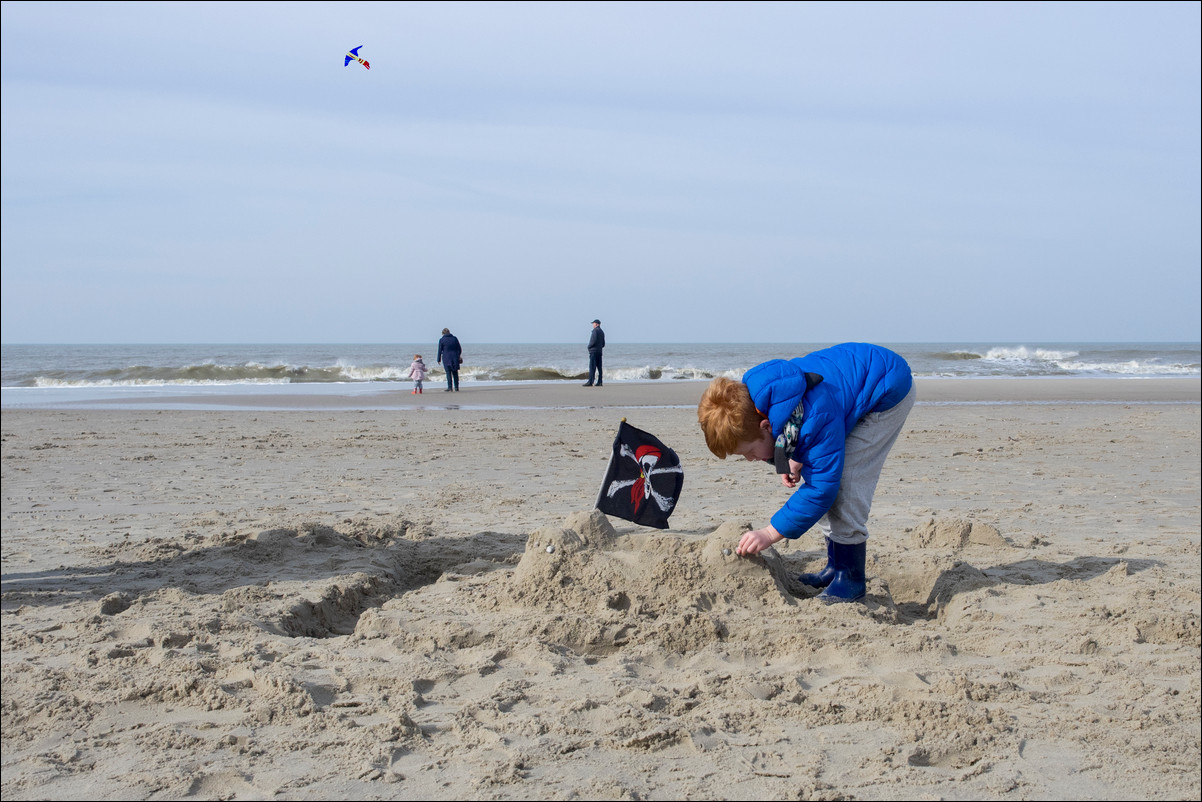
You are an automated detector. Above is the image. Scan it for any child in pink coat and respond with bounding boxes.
[408,355,429,394]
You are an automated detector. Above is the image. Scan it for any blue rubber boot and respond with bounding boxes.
[818,540,867,604]
[798,538,836,588]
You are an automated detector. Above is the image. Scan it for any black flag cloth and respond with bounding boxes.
[595,421,684,529]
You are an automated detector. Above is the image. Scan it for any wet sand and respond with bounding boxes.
[64,376,1201,410]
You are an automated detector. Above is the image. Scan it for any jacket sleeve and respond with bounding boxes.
[769,411,846,538]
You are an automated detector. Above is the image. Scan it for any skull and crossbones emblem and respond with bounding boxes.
[605,443,682,515]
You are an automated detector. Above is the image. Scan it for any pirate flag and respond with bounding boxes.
[595,420,684,529]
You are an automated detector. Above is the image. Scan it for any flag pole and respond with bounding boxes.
[594,418,627,509]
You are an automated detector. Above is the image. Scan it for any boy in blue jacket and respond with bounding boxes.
[697,343,915,603]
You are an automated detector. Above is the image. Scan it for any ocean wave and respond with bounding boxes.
[930,351,981,361]
[28,361,352,387]
[1048,359,1199,376]
[34,376,293,388]
[5,343,1197,388]
[20,361,732,388]
[970,346,1197,376]
[981,346,1081,363]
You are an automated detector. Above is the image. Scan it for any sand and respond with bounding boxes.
[2,378,1199,799]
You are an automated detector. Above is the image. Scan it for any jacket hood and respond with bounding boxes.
[743,360,822,436]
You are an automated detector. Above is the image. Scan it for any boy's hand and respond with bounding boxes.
[736,525,784,556]
[780,459,803,488]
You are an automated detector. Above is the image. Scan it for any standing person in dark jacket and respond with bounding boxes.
[583,319,605,387]
[437,328,463,392]
[697,343,915,603]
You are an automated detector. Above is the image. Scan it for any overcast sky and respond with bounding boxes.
[2,1,1199,344]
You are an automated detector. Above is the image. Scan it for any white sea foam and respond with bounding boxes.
[335,361,410,382]
[33,377,292,388]
[982,346,1080,363]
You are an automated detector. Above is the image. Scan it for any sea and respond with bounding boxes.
[2,342,1198,410]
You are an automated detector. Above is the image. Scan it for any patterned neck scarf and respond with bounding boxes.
[771,371,823,475]
[773,400,807,474]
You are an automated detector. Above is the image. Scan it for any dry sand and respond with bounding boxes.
[2,378,1199,799]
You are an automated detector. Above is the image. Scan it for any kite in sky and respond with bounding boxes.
[344,46,370,70]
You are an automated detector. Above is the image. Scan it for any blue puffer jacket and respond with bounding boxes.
[742,343,912,539]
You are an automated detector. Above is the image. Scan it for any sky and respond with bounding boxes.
[2,1,1199,345]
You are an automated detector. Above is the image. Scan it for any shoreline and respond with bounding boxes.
[2,376,1199,411]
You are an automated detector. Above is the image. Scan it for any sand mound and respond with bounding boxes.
[910,516,1009,549]
[355,510,804,657]
[511,510,796,615]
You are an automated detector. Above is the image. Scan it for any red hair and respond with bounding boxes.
[697,377,764,458]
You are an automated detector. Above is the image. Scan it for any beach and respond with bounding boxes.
[2,377,1199,799]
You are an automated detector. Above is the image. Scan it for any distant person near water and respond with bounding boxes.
[583,319,605,387]
[437,328,463,392]
[408,355,428,395]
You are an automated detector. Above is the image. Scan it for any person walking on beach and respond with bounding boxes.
[583,319,605,387]
[437,329,463,392]
[408,354,428,395]
[697,343,914,603]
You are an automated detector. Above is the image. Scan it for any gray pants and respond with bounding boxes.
[819,384,916,546]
